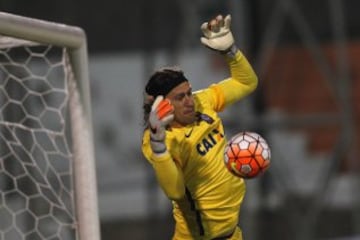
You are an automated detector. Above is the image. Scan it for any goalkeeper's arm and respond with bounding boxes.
[147,96,186,201]
[201,14,258,105]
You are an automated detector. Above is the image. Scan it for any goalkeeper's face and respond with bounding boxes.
[166,81,196,127]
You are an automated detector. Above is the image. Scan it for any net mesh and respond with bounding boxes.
[0,37,78,239]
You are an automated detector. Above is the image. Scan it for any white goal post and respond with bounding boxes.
[0,11,100,240]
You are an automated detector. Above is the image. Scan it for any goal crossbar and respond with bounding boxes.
[0,12,85,48]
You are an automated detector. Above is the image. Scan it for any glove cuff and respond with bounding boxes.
[150,135,167,154]
[223,44,238,58]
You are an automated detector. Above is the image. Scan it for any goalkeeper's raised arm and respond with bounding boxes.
[200,14,258,107]
[141,14,258,240]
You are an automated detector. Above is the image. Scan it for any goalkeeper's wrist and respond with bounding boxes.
[222,44,238,58]
[150,136,167,155]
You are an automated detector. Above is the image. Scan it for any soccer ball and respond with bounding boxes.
[224,132,271,179]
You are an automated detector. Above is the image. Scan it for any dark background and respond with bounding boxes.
[3,0,360,53]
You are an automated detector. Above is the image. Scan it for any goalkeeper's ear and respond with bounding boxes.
[143,92,155,106]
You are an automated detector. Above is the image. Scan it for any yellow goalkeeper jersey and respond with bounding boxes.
[142,51,258,240]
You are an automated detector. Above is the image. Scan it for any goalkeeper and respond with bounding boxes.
[142,14,258,240]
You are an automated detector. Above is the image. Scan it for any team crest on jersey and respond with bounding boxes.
[196,112,214,124]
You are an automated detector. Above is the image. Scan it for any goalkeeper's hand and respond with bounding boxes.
[200,14,236,54]
[149,96,174,154]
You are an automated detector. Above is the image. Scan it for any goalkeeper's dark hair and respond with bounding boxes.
[143,66,188,127]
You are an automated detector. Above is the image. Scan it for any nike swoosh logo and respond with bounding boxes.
[185,128,193,138]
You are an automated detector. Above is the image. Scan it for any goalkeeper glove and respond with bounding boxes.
[149,96,174,154]
[200,14,236,54]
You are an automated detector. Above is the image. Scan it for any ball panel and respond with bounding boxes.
[237,155,252,164]
[243,134,255,142]
[261,149,270,160]
[240,164,252,174]
[226,145,239,159]
[239,140,249,149]
[251,156,261,167]
[262,159,271,169]
[247,142,258,153]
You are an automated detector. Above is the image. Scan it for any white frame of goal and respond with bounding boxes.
[0,11,100,240]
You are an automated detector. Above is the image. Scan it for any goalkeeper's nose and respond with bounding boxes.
[184,94,194,106]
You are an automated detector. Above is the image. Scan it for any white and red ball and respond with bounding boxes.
[224,132,271,179]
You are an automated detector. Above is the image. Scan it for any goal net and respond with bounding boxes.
[0,12,100,240]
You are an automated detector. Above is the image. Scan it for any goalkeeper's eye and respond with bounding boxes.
[173,89,192,102]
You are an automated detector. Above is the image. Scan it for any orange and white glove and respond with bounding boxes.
[149,96,174,154]
[200,14,237,55]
